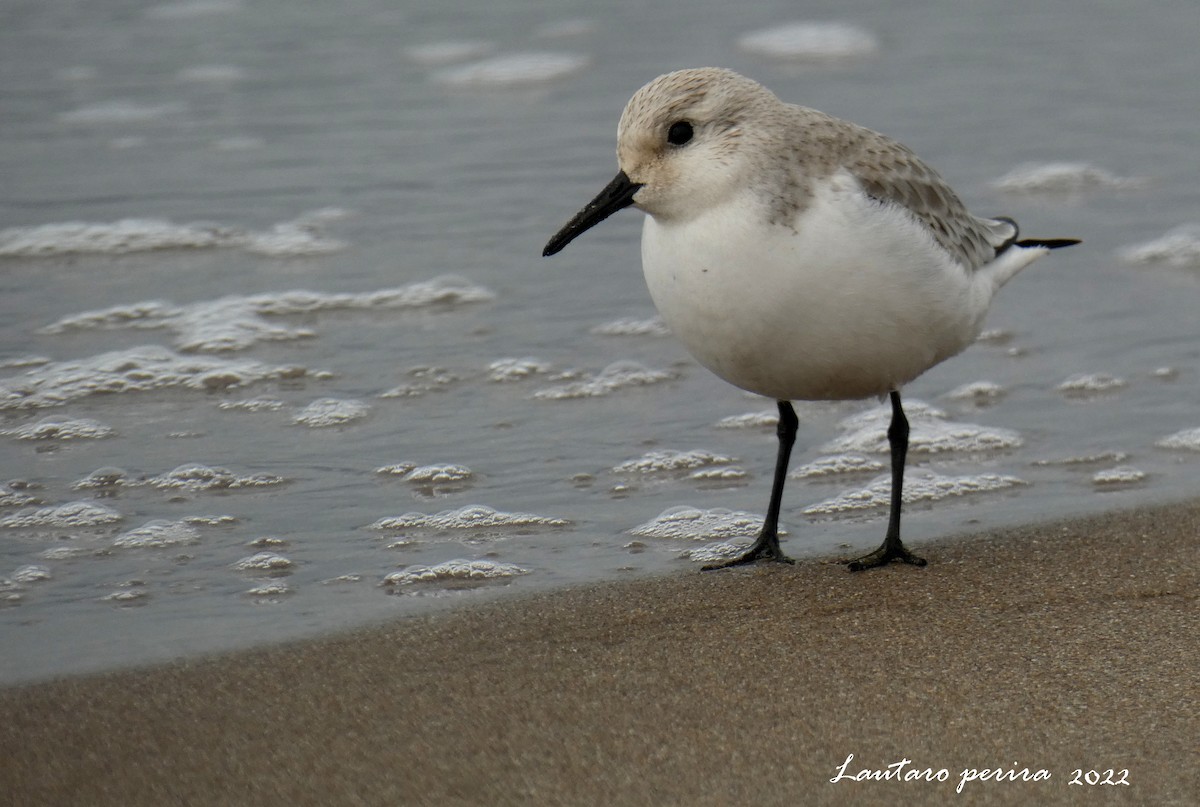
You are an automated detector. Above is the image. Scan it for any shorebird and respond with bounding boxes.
[544,68,1077,570]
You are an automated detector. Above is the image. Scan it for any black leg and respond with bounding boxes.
[846,390,927,571]
[703,400,798,570]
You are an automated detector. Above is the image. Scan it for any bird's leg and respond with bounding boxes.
[846,390,927,571]
[703,400,798,570]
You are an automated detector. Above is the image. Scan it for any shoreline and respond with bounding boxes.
[2,499,1197,805]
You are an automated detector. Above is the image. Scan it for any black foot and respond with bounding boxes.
[845,540,927,572]
[702,540,795,571]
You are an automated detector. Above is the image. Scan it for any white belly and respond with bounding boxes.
[640,178,996,401]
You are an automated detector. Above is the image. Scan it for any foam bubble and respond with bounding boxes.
[1,501,122,529]
[944,381,1006,402]
[713,410,779,429]
[1092,466,1146,486]
[400,464,474,484]
[12,565,51,583]
[112,519,200,548]
[737,22,878,61]
[42,277,491,354]
[380,365,463,398]
[791,454,885,479]
[218,397,285,412]
[534,360,674,400]
[293,398,370,428]
[1056,373,1127,396]
[232,551,293,571]
[147,463,285,491]
[0,483,39,507]
[433,52,589,87]
[0,212,348,259]
[822,401,1023,454]
[2,417,114,441]
[370,504,569,535]
[406,40,495,66]
[684,540,754,564]
[382,559,529,586]
[1031,451,1129,467]
[0,346,313,410]
[612,449,737,475]
[244,582,291,597]
[991,163,1143,193]
[590,316,670,337]
[1119,225,1200,269]
[487,357,552,382]
[689,466,747,482]
[803,471,1026,516]
[1157,427,1200,451]
[58,101,186,124]
[628,506,764,541]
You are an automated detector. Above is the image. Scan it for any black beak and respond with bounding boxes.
[543,171,643,256]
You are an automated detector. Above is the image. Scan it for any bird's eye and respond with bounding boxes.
[666,121,694,146]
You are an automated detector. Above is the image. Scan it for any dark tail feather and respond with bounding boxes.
[1015,237,1081,249]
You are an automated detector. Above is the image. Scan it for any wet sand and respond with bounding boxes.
[2,500,1197,806]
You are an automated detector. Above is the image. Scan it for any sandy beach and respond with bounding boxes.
[2,500,1197,806]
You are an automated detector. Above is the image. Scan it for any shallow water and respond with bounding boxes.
[2,0,1199,684]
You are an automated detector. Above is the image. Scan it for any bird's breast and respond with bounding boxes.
[639,182,993,401]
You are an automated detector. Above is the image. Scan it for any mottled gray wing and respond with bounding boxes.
[847,134,1013,270]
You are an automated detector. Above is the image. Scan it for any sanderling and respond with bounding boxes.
[544,68,1077,571]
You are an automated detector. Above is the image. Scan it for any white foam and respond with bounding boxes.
[380,365,463,398]
[534,360,674,400]
[72,467,129,490]
[244,582,291,597]
[1056,372,1127,396]
[803,471,1026,516]
[590,316,670,337]
[628,506,764,541]
[293,398,370,428]
[2,417,114,440]
[1119,225,1200,269]
[12,565,52,583]
[112,519,201,548]
[713,410,779,429]
[382,559,529,586]
[0,212,348,258]
[1031,451,1129,467]
[991,162,1143,193]
[0,483,39,507]
[791,453,884,479]
[433,52,589,87]
[689,466,747,481]
[822,401,1023,454]
[401,464,474,484]
[0,345,312,410]
[147,463,285,491]
[612,449,737,475]
[406,40,495,66]
[232,551,293,571]
[1157,427,1200,451]
[58,101,186,124]
[370,504,569,534]
[684,540,754,564]
[1,501,122,529]
[944,381,1006,402]
[1092,466,1146,486]
[737,22,878,61]
[218,397,285,412]
[42,276,492,353]
[487,357,553,382]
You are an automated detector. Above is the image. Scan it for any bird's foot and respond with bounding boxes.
[845,538,926,572]
[702,536,794,571]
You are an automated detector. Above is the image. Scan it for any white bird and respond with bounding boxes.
[544,68,1077,570]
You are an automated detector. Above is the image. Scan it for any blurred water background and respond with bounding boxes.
[2,0,1198,683]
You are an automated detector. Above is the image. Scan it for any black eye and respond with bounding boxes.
[666,121,693,146]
